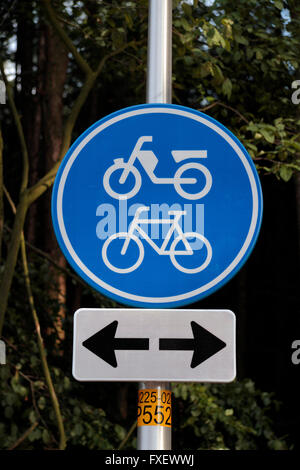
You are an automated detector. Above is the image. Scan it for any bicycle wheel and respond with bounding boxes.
[102,232,144,274]
[103,163,141,200]
[170,232,212,274]
[174,162,212,200]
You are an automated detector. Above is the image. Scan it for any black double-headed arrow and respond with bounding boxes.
[82,321,149,368]
[159,321,226,369]
[82,321,226,369]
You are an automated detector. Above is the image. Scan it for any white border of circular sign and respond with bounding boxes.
[54,105,262,306]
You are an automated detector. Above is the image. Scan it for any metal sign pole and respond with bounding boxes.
[137,0,172,451]
[146,0,172,103]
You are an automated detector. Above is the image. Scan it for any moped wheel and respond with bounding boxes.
[103,163,141,200]
[170,232,212,274]
[174,162,212,200]
[102,232,144,274]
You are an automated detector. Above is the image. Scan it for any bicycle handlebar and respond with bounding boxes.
[134,206,150,217]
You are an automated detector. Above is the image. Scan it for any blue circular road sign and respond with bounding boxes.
[52,104,263,308]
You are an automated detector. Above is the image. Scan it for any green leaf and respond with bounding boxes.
[183,56,193,66]
[246,143,258,152]
[180,17,193,32]
[222,78,232,99]
[274,1,283,10]
[200,62,214,78]
[74,423,83,436]
[256,50,263,60]
[212,64,224,84]
[42,429,51,444]
[279,166,293,182]
[211,29,226,48]
[235,33,249,46]
[29,410,37,424]
[260,128,274,144]
[114,424,126,440]
[182,3,192,17]
[221,18,233,39]
[38,396,46,410]
[124,13,133,29]
[28,428,41,442]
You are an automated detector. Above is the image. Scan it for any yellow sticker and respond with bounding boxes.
[137,389,172,427]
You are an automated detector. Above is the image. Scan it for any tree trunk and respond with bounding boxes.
[42,22,69,345]
[27,26,46,245]
[15,4,34,148]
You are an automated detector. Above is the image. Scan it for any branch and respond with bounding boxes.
[20,233,67,450]
[41,0,92,76]
[0,195,28,337]
[2,186,66,449]
[0,58,29,195]
[27,41,136,207]
[3,185,15,212]
[0,0,18,28]
[26,70,97,206]
[8,421,39,450]
[4,186,105,304]
[199,100,250,124]
[96,41,137,76]
[199,101,220,112]
[118,421,137,450]
[3,223,105,299]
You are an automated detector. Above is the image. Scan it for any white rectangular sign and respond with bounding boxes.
[73,309,236,382]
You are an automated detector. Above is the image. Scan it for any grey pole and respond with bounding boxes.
[146,0,172,103]
[137,0,172,451]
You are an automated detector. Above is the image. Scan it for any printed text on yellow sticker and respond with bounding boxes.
[137,389,171,427]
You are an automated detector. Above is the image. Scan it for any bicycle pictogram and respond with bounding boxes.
[103,136,212,200]
[102,206,212,274]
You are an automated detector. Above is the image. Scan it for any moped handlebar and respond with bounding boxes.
[119,137,153,185]
[134,136,153,150]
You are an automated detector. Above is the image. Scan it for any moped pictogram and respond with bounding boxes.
[103,136,212,200]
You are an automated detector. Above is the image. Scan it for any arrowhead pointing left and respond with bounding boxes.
[190,321,226,368]
[82,321,118,368]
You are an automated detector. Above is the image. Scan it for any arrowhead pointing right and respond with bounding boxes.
[190,321,226,368]
[82,321,118,368]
